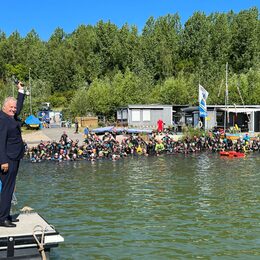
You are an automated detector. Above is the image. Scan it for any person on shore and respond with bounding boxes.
[84,127,89,139]
[157,119,164,134]
[74,119,79,134]
[0,81,25,227]
[60,131,68,144]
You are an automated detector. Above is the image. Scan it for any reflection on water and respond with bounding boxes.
[16,153,260,259]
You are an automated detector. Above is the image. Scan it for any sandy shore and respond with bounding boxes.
[22,131,51,142]
[22,128,125,148]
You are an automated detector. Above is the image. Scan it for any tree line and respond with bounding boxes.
[0,7,259,120]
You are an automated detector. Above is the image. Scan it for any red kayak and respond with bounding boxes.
[219,151,245,157]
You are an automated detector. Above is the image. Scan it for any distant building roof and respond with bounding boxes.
[118,104,173,109]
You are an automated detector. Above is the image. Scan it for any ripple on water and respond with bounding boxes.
[16,153,260,259]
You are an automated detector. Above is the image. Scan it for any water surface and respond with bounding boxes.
[16,153,260,259]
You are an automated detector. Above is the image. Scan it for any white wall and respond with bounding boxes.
[206,110,216,130]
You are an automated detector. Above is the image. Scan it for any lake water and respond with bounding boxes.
[15,153,260,259]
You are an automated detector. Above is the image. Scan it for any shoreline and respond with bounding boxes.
[22,128,259,148]
[22,129,182,148]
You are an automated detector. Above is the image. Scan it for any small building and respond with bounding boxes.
[117,104,173,129]
[181,105,260,132]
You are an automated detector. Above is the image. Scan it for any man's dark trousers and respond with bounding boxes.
[0,160,19,222]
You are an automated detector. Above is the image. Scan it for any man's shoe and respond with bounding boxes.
[0,220,16,228]
[10,218,19,223]
[7,215,19,222]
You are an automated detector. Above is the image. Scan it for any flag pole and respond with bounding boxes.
[224,62,228,132]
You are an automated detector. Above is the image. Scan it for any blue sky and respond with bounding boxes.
[1,0,259,40]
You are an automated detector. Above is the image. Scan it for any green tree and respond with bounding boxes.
[229,8,259,72]
[71,25,101,83]
[68,87,89,117]
[181,12,211,78]
[95,21,121,75]
[151,74,192,105]
[112,68,151,107]
[246,68,260,104]
[22,30,48,81]
[141,14,181,81]
[86,79,114,117]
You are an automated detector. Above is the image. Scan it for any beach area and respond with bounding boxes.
[22,127,86,148]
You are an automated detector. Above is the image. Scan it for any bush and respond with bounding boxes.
[182,126,207,139]
[49,95,67,107]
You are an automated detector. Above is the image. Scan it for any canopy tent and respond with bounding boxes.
[25,115,41,128]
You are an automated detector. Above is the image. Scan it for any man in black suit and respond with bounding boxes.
[0,81,25,227]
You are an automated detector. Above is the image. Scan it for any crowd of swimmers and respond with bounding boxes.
[23,131,260,163]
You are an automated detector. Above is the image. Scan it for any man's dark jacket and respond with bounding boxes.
[0,92,25,164]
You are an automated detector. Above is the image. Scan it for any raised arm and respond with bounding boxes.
[16,81,25,116]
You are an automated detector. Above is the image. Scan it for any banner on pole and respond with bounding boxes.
[199,84,209,118]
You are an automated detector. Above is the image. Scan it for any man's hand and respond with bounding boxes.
[17,81,24,91]
[1,163,9,173]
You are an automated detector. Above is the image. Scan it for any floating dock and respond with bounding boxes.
[0,212,64,259]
